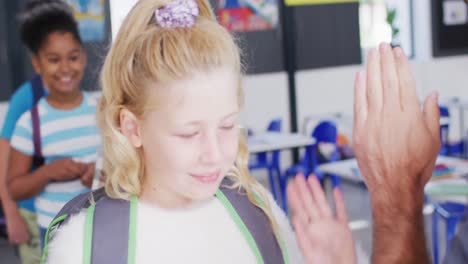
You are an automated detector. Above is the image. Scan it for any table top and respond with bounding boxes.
[425,179,468,197]
[247,132,316,153]
[440,97,468,109]
[317,156,468,186]
[301,112,353,135]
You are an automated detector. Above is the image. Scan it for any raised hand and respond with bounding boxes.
[353,43,440,201]
[5,208,30,245]
[353,43,440,263]
[287,174,356,264]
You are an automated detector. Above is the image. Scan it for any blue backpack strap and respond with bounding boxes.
[31,105,42,158]
[218,177,287,264]
[30,75,45,168]
[31,75,45,103]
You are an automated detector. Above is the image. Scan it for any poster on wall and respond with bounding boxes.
[284,0,357,7]
[217,0,279,32]
[443,0,467,26]
[64,0,106,42]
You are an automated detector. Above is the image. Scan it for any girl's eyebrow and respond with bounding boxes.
[222,111,239,120]
[44,48,80,57]
[180,111,239,126]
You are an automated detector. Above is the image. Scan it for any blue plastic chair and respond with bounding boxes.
[249,118,282,201]
[440,106,450,155]
[280,120,341,211]
[432,202,467,264]
[439,106,464,156]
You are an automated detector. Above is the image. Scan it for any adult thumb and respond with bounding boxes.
[423,91,440,141]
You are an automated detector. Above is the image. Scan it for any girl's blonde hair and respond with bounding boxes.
[98,0,280,236]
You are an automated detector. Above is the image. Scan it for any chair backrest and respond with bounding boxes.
[269,119,282,164]
[440,106,450,118]
[303,120,339,169]
[439,106,450,154]
[251,118,282,165]
[267,118,282,132]
[312,120,337,144]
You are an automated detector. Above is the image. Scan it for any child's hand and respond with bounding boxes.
[46,158,87,182]
[80,162,96,188]
[5,208,30,245]
[287,174,356,264]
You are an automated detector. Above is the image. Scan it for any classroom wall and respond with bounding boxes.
[240,0,468,141]
[2,1,468,143]
[1,1,467,184]
[239,52,468,179]
[240,55,468,139]
[5,57,465,137]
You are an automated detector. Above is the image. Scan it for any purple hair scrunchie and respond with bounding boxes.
[154,0,199,28]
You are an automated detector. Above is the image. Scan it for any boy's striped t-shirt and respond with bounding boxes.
[11,92,101,229]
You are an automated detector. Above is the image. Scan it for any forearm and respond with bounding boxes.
[370,188,429,264]
[0,181,22,223]
[8,167,51,201]
[0,139,18,215]
[0,185,20,214]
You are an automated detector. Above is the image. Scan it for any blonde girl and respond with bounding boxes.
[45,0,303,263]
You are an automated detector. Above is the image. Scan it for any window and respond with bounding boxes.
[109,0,138,40]
[359,0,414,57]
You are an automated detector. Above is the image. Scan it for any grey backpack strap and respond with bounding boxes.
[46,188,132,264]
[90,196,131,264]
[219,178,285,264]
[42,189,106,263]
[443,213,468,264]
[55,188,107,223]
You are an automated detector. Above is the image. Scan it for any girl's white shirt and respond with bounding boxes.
[47,187,305,264]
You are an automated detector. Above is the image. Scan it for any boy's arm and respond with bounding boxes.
[0,139,17,211]
[0,82,36,201]
[8,147,89,200]
[0,139,30,244]
[0,84,35,244]
[7,147,51,200]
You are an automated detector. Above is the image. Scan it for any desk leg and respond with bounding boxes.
[461,107,467,158]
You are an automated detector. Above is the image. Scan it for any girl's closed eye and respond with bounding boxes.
[220,113,239,131]
[220,123,235,130]
[175,130,200,139]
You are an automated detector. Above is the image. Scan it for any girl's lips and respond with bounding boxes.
[189,171,220,184]
[56,75,74,86]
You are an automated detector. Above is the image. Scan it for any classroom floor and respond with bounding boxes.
[0,238,20,264]
[0,177,447,263]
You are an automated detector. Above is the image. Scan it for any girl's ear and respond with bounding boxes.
[119,109,142,147]
[31,55,41,74]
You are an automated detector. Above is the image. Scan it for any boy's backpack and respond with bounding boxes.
[41,178,290,264]
[30,75,45,168]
